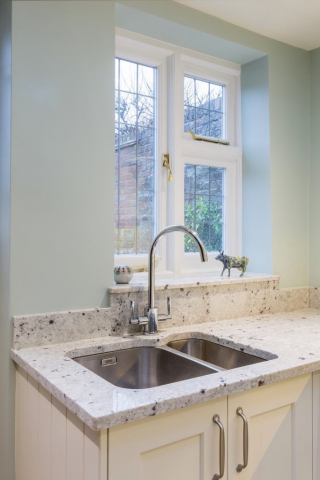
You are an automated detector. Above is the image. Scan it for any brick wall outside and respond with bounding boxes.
[115,127,154,254]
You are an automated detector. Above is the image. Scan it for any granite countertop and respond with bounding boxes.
[108,272,280,293]
[11,308,320,431]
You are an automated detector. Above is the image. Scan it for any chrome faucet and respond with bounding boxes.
[130,225,208,334]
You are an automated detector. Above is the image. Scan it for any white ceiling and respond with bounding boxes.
[174,0,320,51]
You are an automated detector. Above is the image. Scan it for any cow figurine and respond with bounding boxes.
[215,251,249,277]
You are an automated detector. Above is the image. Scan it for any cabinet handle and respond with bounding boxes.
[213,414,225,479]
[236,407,248,473]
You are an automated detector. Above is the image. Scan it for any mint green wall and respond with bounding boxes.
[0,3,14,479]
[117,1,310,287]
[1,3,115,478]
[241,56,272,274]
[0,3,314,477]
[10,1,115,315]
[116,3,264,64]
[310,48,320,286]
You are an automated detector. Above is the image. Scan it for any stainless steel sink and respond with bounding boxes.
[73,346,218,389]
[166,338,266,370]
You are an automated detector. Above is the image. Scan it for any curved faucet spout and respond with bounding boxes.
[148,225,208,311]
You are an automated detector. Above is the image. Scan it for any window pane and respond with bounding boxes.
[209,112,223,139]
[138,65,154,96]
[195,109,210,137]
[210,167,224,195]
[137,128,154,161]
[115,58,156,255]
[184,76,194,106]
[119,91,137,126]
[184,105,195,133]
[138,96,154,127]
[137,222,153,254]
[184,75,225,139]
[119,59,137,92]
[184,164,195,194]
[195,166,209,194]
[195,79,209,108]
[210,83,223,112]
[184,164,225,253]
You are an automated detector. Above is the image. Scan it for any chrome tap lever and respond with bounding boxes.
[138,316,149,326]
[129,300,149,327]
[167,296,171,316]
[159,297,172,322]
[129,300,138,325]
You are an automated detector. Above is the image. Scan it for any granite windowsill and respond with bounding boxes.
[108,272,279,294]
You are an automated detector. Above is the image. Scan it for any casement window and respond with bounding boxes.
[114,30,242,274]
[115,58,156,256]
[184,75,225,139]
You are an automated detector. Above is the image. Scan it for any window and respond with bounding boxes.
[114,58,156,255]
[184,75,224,139]
[115,31,241,274]
[184,165,224,253]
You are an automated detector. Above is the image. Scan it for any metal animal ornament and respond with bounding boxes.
[215,251,249,277]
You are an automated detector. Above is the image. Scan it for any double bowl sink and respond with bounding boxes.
[74,338,267,390]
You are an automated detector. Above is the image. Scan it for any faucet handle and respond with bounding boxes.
[130,300,135,319]
[158,297,172,322]
[129,300,138,325]
[129,300,149,327]
[167,296,171,316]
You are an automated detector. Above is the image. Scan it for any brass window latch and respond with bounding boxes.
[162,154,173,181]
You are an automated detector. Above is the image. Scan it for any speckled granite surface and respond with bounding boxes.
[310,287,320,309]
[11,308,320,431]
[13,273,310,349]
[108,272,280,293]
[109,282,310,334]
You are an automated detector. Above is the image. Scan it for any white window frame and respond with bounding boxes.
[115,33,172,272]
[173,147,242,273]
[115,28,242,275]
[181,59,236,145]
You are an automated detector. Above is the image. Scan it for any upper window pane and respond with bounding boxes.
[184,75,224,139]
[184,164,224,253]
[115,58,156,255]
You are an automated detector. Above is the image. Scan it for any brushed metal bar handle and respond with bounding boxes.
[213,414,225,479]
[236,407,248,473]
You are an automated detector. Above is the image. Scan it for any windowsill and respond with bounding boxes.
[108,271,279,294]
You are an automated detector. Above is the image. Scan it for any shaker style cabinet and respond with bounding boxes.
[15,366,313,480]
[109,374,313,480]
[228,373,312,480]
[109,396,228,480]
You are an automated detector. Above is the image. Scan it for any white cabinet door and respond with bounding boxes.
[228,374,312,480]
[109,396,227,480]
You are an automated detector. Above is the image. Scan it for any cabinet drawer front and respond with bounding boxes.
[228,374,312,480]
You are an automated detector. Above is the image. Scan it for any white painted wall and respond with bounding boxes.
[10,1,115,315]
